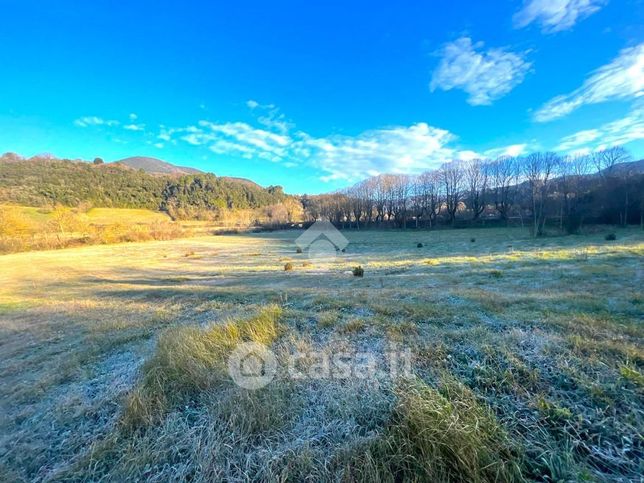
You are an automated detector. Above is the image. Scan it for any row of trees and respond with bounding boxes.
[302,147,643,236]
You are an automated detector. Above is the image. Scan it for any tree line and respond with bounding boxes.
[302,147,643,236]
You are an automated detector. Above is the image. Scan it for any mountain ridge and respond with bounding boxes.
[113,156,203,175]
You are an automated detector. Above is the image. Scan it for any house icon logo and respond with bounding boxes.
[295,221,349,262]
[228,342,278,390]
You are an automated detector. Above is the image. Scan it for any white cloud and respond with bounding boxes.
[246,100,293,134]
[556,102,644,151]
[169,102,543,182]
[75,113,143,131]
[291,123,461,182]
[484,143,530,158]
[430,37,531,106]
[514,0,605,33]
[535,43,644,122]
[177,120,291,162]
[74,116,119,128]
[123,123,145,131]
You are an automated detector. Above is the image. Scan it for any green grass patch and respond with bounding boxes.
[348,376,523,481]
[123,305,283,428]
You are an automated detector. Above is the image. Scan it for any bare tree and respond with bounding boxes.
[522,152,559,236]
[464,159,488,221]
[392,175,411,228]
[489,156,518,224]
[439,161,464,225]
[373,175,388,223]
[556,154,593,232]
[592,146,629,178]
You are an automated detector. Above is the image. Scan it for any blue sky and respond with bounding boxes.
[0,0,642,193]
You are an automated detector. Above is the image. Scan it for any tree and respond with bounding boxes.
[439,161,464,225]
[592,147,632,225]
[489,156,518,224]
[592,146,629,178]
[521,152,559,237]
[557,154,592,233]
[93,157,104,165]
[464,159,488,221]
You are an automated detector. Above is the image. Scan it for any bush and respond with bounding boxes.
[489,270,503,279]
[417,243,423,248]
[0,206,34,237]
[470,238,476,243]
[352,266,364,277]
[605,233,617,241]
[296,247,303,254]
[284,262,294,271]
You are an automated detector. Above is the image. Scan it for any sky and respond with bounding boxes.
[0,0,642,193]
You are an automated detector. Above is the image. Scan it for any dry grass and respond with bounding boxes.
[0,204,232,253]
[346,377,523,482]
[1,226,642,481]
[123,305,283,427]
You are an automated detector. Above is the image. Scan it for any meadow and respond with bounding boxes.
[0,227,642,481]
[0,205,228,253]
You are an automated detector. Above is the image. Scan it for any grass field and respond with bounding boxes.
[0,205,225,253]
[0,205,173,225]
[0,227,642,481]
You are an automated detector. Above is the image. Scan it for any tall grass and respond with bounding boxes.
[347,376,523,482]
[123,305,283,428]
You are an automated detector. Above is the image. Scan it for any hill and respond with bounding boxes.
[113,156,202,175]
[220,176,263,189]
[602,159,644,176]
[0,153,287,216]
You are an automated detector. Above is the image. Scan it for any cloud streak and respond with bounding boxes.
[534,43,644,122]
[74,116,120,128]
[430,37,531,106]
[514,0,605,33]
[556,102,644,152]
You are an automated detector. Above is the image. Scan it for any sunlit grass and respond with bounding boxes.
[123,305,283,427]
[1,226,642,481]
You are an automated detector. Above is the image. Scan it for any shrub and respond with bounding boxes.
[0,206,35,237]
[417,242,423,248]
[489,270,503,279]
[284,262,294,271]
[353,266,364,277]
[605,233,616,241]
[470,238,476,243]
[296,247,303,254]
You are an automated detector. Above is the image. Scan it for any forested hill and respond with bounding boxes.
[0,154,286,215]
